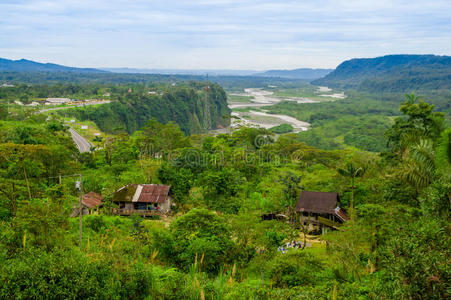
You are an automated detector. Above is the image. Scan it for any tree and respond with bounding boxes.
[170,208,234,274]
[338,163,366,224]
[385,94,444,156]
[278,172,303,222]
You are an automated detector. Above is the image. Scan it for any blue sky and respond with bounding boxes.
[1,0,450,70]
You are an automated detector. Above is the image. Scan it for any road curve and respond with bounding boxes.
[69,128,92,153]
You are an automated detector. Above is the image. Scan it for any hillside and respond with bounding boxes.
[62,82,230,135]
[312,54,451,92]
[256,68,333,79]
[0,58,106,73]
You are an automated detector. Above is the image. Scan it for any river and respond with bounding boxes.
[228,88,316,133]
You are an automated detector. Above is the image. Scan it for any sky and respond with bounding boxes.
[0,0,450,70]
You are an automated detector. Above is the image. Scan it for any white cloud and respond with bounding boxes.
[0,0,450,69]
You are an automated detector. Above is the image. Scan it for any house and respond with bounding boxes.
[295,191,348,233]
[71,191,103,217]
[111,184,172,217]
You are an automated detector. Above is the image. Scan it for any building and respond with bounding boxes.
[0,83,14,87]
[111,184,172,216]
[46,98,70,104]
[71,191,104,217]
[295,191,348,233]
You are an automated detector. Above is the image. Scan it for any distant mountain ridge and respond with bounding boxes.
[255,68,333,79]
[0,58,107,73]
[312,54,451,92]
[101,68,257,76]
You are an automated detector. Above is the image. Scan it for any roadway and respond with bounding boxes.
[69,128,92,153]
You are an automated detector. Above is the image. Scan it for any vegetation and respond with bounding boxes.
[269,123,294,134]
[0,74,449,300]
[0,81,230,135]
[312,54,451,92]
[227,94,254,103]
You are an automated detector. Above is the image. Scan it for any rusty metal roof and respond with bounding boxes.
[82,192,103,208]
[113,184,170,203]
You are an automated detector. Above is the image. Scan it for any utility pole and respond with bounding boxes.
[76,174,83,246]
[49,173,84,246]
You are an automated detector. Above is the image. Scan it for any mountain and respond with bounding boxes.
[312,54,451,92]
[101,68,257,76]
[255,68,333,79]
[0,58,107,73]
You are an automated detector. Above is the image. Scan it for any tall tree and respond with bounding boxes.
[338,163,366,224]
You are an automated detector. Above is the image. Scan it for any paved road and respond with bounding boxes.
[69,128,92,153]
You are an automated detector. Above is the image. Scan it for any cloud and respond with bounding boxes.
[0,0,450,69]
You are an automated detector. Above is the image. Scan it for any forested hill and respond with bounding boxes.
[255,68,333,79]
[64,82,230,135]
[312,54,451,92]
[0,58,106,73]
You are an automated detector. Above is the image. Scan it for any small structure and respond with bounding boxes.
[295,191,348,233]
[111,184,172,217]
[46,97,70,104]
[71,191,104,217]
[0,83,14,87]
[261,213,288,221]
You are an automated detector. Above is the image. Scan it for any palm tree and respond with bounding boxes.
[338,163,366,224]
[400,139,435,189]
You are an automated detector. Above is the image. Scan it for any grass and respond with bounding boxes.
[240,113,282,124]
[63,117,108,145]
[232,107,253,113]
[269,85,344,102]
[228,94,255,103]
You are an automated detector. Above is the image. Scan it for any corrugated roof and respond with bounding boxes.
[334,207,349,222]
[295,191,339,214]
[83,192,103,208]
[113,184,170,203]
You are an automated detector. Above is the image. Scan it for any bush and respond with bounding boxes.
[85,215,107,232]
[270,124,294,134]
[0,249,115,299]
[267,252,328,288]
[170,209,234,274]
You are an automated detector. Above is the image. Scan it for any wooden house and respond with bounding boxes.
[295,191,348,233]
[111,184,172,217]
[71,191,103,217]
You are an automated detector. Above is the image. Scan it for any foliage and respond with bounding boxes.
[170,208,234,274]
[0,87,449,299]
[312,54,451,92]
[269,123,293,134]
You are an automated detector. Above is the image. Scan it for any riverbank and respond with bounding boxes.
[227,88,315,133]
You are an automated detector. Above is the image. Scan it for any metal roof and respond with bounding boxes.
[82,192,103,208]
[113,184,170,203]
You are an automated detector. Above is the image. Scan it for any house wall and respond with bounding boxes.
[299,212,334,233]
[159,197,172,213]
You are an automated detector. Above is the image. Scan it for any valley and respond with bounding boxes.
[0,54,449,300]
[226,86,342,133]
